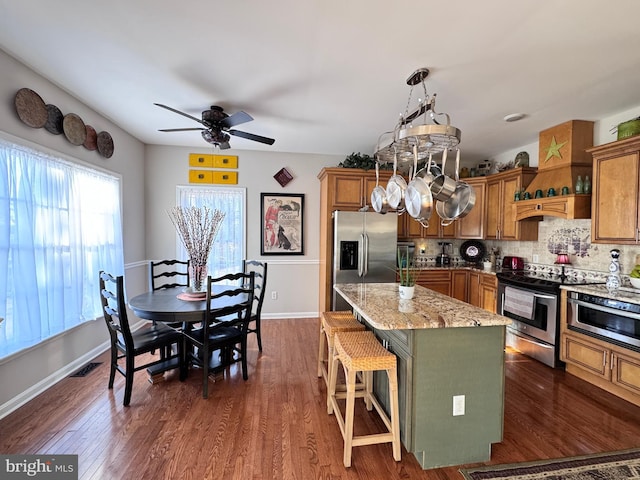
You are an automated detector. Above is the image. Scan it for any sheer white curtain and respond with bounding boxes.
[0,136,124,359]
[176,186,246,278]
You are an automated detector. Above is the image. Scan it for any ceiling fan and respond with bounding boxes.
[155,103,275,149]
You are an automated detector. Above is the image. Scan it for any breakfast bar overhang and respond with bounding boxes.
[333,282,512,470]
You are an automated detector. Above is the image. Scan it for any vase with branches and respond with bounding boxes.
[168,206,225,292]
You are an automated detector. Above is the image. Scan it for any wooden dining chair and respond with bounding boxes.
[99,271,183,406]
[149,259,190,291]
[182,271,255,398]
[242,259,267,352]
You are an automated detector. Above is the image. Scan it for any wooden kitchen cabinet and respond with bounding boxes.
[413,268,495,311]
[416,270,451,296]
[424,216,456,238]
[485,168,539,241]
[397,213,455,239]
[589,136,640,244]
[467,271,497,313]
[451,270,468,302]
[456,177,486,239]
[480,274,498,313]
[562,330,640,404]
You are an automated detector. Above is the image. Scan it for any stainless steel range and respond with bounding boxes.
[497,268,605,368]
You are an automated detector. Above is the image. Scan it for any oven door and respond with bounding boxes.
[498,282,558,345]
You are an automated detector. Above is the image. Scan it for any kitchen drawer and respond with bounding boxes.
[188,153,238,169]
[189,170,238,184]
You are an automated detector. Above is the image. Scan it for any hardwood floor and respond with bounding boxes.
[2,318,640,479]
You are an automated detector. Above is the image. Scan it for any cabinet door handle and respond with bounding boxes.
[603,351,607,367]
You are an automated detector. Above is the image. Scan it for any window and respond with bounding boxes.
[176,186,246,278]
[0,135,124,359]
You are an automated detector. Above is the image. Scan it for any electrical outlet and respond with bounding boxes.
[533,254,540,263]
[271,291,278,300]
[453,395,465,416]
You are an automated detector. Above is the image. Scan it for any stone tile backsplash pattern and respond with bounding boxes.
[417,216,640,277]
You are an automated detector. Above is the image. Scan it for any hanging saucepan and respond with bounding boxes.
[370,161,389,214]
[436,148,476,225]
[430,148,457,201]
[386,150,407,211]
[404,144,433,226]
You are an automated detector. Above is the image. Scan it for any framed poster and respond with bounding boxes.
[261,193,304,255]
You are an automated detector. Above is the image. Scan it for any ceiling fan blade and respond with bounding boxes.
[228,129,275,145]
[221,111,253,128]
[154,103,205,125]
[159,127,205,132]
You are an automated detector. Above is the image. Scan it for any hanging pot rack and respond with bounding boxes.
[374,68,461,168]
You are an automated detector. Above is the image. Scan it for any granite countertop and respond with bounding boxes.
[561,283,640,305]
[333,282,511,330]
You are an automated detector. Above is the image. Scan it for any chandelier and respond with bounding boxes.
[374,68,461,169]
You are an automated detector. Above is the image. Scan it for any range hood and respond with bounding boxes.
[516,120,594,221]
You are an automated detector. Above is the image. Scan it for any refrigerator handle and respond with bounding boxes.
[358,233,365,277]
[363,234,369,276]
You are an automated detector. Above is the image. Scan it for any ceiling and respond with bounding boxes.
[2,1,640,163]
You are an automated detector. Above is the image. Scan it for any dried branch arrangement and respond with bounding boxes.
[167,206,226,266]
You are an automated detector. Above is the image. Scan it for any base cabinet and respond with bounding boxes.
[416,270,451,296]
[367,324,506,469]
[371,329,413,450]
[561,330,640,405]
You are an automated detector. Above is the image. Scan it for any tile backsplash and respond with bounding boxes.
[417,216,640,275]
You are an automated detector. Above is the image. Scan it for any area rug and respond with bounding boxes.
[459,448,640,479]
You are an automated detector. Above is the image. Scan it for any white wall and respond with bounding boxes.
[0,48,147,415]
[144,145,344,318]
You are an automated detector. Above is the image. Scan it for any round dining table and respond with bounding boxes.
[128,286,211,324]
[128,286,244,380]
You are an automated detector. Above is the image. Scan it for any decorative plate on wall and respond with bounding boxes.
[44,104,64,134]
[460,240,486,263]
[15,88,48,128]
[63,113,87,146]
[84,125,98,150]
[96,131,114,158]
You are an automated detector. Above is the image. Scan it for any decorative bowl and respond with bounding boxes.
[629,277,640,290]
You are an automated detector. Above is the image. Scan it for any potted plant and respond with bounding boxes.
[397,246,418,299]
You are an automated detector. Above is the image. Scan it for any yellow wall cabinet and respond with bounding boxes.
[189,170,238,184]
[188,153,238,169]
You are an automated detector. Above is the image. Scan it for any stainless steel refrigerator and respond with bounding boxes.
[332,210,398,311]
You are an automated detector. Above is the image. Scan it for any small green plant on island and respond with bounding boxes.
[397,247,418,287]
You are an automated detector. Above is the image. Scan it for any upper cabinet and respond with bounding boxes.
[485,168,539,241]
[456,177,486,239]
[589,136,640,244]
[322,168,391,211]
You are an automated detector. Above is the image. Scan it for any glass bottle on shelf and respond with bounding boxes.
[575,175,584,194]
[584,175,591,194]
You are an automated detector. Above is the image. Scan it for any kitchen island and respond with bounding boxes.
[333,282,511,470]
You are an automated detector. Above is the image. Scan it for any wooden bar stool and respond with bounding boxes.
[328,330,401,467]
[317,311,365,388]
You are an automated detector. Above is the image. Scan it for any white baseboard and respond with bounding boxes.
[0,342,110,420]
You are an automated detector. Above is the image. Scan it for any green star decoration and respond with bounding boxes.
[544,136,568,162]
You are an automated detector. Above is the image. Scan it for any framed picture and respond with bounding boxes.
[261,193,304,255]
